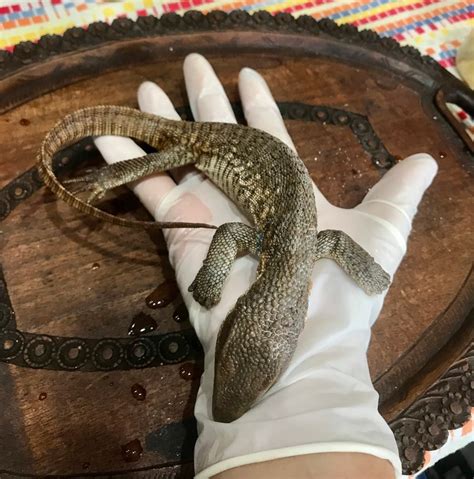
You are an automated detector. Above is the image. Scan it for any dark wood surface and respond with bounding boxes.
[0,13,472,478]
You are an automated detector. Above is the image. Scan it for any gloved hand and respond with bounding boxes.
[93,53,438,479]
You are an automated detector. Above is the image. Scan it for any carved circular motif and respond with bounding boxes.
[287,104,307,120]
[23,335,55,368]
[8,181,33,201]
[158,333,190,363]
[0,330,24,360]
[311,107,329,122]
[57,338,89,370]
[372,151,393,169]
[351,119,370,134]
[92,339,124,371]
[334,111,351,125]
[126,338,156,368]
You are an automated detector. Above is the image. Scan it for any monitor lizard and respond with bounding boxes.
[37,105,390,422]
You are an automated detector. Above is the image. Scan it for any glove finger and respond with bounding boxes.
[356,153,438,242]
[183,53,237,124]
[238,67,296,152]
[138,80,181,121]
[238,67,330,209]
[138,81,198,184]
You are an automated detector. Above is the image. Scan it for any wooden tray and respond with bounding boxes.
[0,11,472,478]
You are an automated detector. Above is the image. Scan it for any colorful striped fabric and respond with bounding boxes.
[0,0,472,74]
[0,1,472,128]
[0,1,472,477]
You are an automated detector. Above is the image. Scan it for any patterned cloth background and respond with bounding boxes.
[0,1,472,477]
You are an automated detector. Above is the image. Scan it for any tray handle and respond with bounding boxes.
[435,88,474,154]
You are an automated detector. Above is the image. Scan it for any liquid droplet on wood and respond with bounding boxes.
[19,118,30,126]
[439,151,447,159]
[173,303,189,323]
[128,312,157,336]
[121,439,143,463]
[145,281,179,309]
[131,383,147,401]
[179,362,202,381]
[39,392,47,401]
[91,263,100,270]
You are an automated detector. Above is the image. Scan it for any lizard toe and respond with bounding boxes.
[191,285,221,309]
[87,188,106,204]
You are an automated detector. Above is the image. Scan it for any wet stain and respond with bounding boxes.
[173,303,189,323]
[128,312,157,336]
[38,392,47,401]
[351,168,358,175]
[146,419,197,461]
[146,281,179,309]
[121,439,143,463]
[131,383,147,401]
[439,151,447,159]
[179,362,202,381]
[19,118,30,126]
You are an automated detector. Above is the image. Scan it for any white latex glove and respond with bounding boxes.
[93,54,438,479]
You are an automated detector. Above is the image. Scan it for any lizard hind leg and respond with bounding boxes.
[314,229,391,295]
[189,223,262,309]
[63,146,195,204]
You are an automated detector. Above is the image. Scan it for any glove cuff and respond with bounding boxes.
[194,442,402,479]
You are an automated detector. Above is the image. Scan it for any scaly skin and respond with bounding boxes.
[38,105,390,422]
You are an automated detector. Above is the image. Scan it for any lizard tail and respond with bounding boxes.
[37,105,217,230]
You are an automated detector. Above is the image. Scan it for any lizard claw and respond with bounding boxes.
[86,188,106,204]
[188,267,222,309]
[63,170,107,203]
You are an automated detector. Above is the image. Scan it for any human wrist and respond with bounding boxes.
[212,452,396,479]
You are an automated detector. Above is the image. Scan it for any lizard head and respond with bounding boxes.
[211,286,303,423]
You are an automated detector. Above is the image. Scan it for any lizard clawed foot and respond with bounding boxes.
[63,170,108,204]
[188,264,222,309]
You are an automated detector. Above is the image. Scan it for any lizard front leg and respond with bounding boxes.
[189,223,262,309]
[314,229,391,295]
[64,146,195,203]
